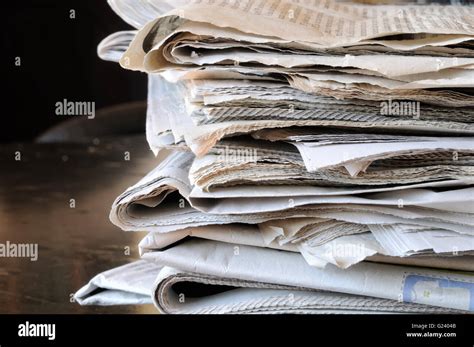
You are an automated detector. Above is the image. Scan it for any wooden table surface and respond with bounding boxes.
[0,136,160,313]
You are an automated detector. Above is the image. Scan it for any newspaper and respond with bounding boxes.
[121,1,474,66]
[75,239,474,313]
[75,260,458,314]
[109,149,474,233]
[145,239,474,312]
[109,0,474,156]
[144,75,474,157]
[76,0,474,314]
[192,138,474,185]
[137,224,474,270]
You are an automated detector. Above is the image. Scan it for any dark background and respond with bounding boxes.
[2,0,147,143]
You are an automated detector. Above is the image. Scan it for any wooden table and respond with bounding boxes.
[0,136,160,313]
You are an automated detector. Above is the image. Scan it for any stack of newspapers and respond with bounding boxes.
[76,0,474,314]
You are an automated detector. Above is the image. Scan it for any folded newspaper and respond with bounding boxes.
[77,0,474,313]
[76,239,474,313]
